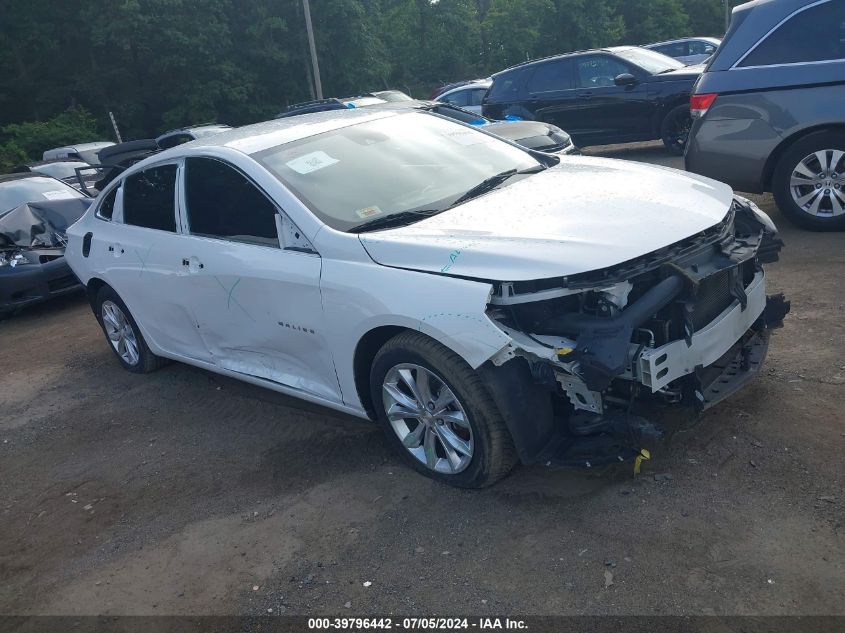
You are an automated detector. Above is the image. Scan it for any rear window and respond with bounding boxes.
[739,0,845,67]
[488,72,522,100]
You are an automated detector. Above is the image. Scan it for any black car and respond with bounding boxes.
[276,97,577,155]
[483,46,701,154]
[686,0,845,231]
[0,173,91,316]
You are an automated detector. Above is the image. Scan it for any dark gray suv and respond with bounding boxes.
[685,0,845,231]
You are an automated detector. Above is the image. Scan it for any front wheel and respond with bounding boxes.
[661,105,692,156]
[772,131,845,231]
[369,331,517,488]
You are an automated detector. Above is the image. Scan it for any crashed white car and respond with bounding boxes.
[65,109,789,487]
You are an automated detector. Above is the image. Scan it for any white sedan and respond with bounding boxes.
[65,108,788,487]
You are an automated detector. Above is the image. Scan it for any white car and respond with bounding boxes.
[644,37,721,66]
[436,80,492,115]
[65,108,788,487]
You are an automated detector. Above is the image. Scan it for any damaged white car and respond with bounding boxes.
[65,109,789,487]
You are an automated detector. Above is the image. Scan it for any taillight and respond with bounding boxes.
[690,93,718,119]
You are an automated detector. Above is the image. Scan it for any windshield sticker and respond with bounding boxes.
[42,190,77,201]
[355,206,382,219]
[442,129,487,147]
[285,151,339,174]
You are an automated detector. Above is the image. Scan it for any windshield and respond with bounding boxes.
[252,112,538,232]
[32,162,88,180]
[0,177,82,214]
[613,47,685,74]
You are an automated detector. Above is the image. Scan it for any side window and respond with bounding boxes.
[527,60,573,93]
[740,0,845,67]
[665,42,689,58]
[122,164,177,232]
[184,157,279,247]
[442,89,470,107]
[468,88,487,107]
[690,41,717,56]
[576,55,630,88]
[97,186,118,220]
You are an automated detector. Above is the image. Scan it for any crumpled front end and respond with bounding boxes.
[484,197,790,468]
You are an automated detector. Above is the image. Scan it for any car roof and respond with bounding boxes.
[492,47,618,76]
[159,108,405,157]
[440,79,492,95]
[645,36,721,47]
[157,124,232,137]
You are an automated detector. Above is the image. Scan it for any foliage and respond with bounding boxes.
[0,107,101,169]
[0,0,730,155]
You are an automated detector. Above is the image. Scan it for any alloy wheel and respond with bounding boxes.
[382,363,474,474]
[789,150,845,217]
[101,300,140,366]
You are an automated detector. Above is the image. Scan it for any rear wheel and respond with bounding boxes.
[661,105,692,155]
[369,331,517,488]
[772,131,845,231]
[95,285,168,373]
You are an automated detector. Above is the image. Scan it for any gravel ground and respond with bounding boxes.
[0,142,843,617]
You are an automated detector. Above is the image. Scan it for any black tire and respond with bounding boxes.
[369,331,518,488]
[661,105,692,155]
[94,285,168,373]
[772,130,845,231]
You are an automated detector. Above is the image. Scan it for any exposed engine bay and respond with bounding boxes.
[485,197,791,467]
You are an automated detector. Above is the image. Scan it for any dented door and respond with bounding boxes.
[175,236,341,403]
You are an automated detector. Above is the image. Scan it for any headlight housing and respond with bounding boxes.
[0,251,30,268]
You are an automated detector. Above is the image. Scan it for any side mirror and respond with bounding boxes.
[614,73,638,86]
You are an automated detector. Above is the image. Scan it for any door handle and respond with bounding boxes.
[184,256,204,273]
[578,91,594,99]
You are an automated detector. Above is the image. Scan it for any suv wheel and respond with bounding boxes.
[773,131,845,231]
[661,105,692,155]
[369,331,517,488]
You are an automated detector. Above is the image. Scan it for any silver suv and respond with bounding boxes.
[685,0,845,231]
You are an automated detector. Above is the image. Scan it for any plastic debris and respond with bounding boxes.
[604,570,614,588]
[363,581,372,587]
[633,448,650,476]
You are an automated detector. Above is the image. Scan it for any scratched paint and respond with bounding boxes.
[134,245,153,277]
[213,276,254,320]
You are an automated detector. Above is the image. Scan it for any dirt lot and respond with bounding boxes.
[1,143,843,617]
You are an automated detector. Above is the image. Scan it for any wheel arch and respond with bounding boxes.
[353,325,413,419]
[763,124,845,192]
[85,277,109,314]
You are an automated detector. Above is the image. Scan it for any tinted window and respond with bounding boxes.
[122,165,177,232]
[98,187,118,220]
[576,55,631,88]
[528,60,573,93]
[185,157,279,247]
[488,73,522,100]
[740,0,845,67]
